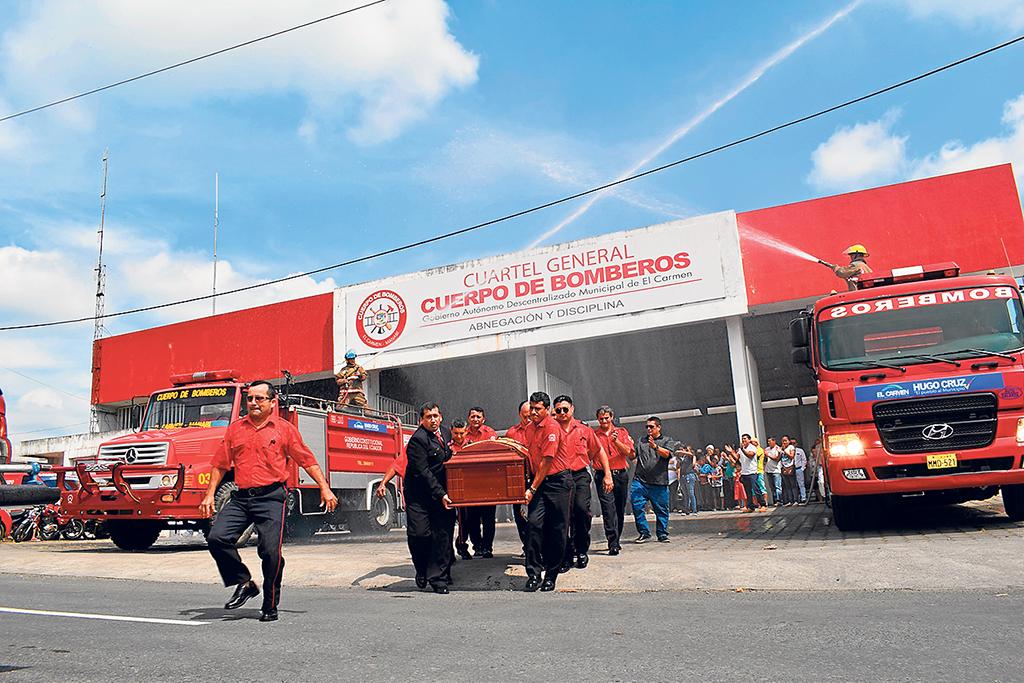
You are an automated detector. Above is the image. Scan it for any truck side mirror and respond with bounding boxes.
[790,315,810,348]
[130,404,144,430]
[791,346,811,365]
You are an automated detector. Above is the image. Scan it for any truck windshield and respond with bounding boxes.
[143,386,237,430]
[817,285,1024,370]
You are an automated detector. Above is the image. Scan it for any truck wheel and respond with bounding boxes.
[107,520,162,551]
[1002,484,1024,521]
[830,494,868,531]
[61,519,86,540]
[348,488,395,537]
[203,481,256,547]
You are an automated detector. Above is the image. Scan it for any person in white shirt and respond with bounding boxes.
[763,437,783,506]
[738,434,766,512]
[792,438,809,505]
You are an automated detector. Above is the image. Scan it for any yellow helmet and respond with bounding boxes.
[844,244,869,256]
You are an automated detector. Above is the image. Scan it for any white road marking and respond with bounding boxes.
[0,606,208,626]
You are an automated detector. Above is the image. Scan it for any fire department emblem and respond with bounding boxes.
[355,289,407,349]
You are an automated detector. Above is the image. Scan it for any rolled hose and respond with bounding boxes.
[0,485,60,506]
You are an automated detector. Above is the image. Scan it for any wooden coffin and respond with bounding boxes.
[446,438,528,507]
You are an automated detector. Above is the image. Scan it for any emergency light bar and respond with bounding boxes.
[856,262,960,289]
[169,369,239,385]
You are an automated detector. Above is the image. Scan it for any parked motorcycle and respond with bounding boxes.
[38,504,86,541]
[10,505,42,542]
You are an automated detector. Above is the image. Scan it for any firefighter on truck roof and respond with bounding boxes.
[831,244,873,291]
[335,350,369,409]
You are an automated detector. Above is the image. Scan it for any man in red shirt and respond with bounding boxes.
[504,400,532,555]
[449,420,473,561]
[592,405,635,556]
[463,406,498,558]
[200,380,337,622]
[523,391,570,592]
[553,395,611,574]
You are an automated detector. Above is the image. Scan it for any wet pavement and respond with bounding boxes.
[3,497,1023,592]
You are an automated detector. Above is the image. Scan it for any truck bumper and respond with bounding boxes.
[828,435,1024,496]
[54,463,206,522]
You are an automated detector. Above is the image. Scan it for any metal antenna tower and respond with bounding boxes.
[90,149,109,433]
[212,171,219,315]
[93,149,109,340]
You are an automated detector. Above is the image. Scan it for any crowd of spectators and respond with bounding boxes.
[667,435,824,513]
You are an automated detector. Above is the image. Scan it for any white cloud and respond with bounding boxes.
[0,340,61,370]
[901,0,1024,31]
[808,95,1024,193]
[808,111,908,191]
[0,0,478,144]
[910,94,1024,185]
[421,125,695,217]
[0,246,95,320]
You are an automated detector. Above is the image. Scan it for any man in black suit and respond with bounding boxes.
[404,401,456,594]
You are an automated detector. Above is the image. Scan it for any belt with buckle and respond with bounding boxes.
[236,481,284,497]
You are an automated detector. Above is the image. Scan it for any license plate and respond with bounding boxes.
[926,453,958,470]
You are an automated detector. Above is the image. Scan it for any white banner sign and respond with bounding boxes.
[341,214,736,355]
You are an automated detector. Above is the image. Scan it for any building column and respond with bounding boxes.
[525,346,547,396]
[364,369,380,412]
[727,316,765,439]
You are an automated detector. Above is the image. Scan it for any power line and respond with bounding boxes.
[0,0,389,124]
[18,421,91,436]
[0,367,90,402]
[3,32,1023,333]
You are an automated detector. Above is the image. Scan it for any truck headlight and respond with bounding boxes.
[160,475,178,486]
[1016,418,1024,445]
[828,433,865,457]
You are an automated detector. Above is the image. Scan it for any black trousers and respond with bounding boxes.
[563,468,593,563]
[595,468,628,550]
[526,469,571,579]
[464,505,496,553]
[455,508,469,553]
[406,497,455,587]
[207,483,288,611]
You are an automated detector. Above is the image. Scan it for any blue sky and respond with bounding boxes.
[2,0,1024,438]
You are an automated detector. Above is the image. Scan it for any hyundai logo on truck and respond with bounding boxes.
[921,423,955,440]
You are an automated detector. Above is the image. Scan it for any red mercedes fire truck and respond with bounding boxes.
[56,371,409,551]
[791,263,1024,530]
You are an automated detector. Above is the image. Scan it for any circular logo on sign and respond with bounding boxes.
[355,290,407,349]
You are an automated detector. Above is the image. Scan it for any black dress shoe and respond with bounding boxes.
[523,576,542,592]
[558,559,573,574]
[224,581,259,610]
[540,576,557,592]
[457,548,473,560]
[431,584,450,594]
[415,574,427,589]
[608,547,620,556]
[480,550,494,559]
[259,609,278,622]
[575,554,589,569]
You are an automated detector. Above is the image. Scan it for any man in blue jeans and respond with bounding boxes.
[631,416,684,543]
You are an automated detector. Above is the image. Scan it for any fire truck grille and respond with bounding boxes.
[872,394,998,454]
[97,442,169,466]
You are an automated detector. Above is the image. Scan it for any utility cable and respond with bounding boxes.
[2,32,1022,332]
[0,0,389,124]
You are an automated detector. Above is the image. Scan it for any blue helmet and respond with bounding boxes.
[344,350,357,360]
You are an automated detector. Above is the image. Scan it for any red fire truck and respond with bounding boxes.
[0,386,12,466]
[791,263,1024,530]
[55,371,409,551]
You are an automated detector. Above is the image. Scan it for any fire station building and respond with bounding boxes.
[80,164,1024,455]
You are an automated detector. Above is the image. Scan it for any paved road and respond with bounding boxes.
[4,498,1024,592]
[1,573,1021,682]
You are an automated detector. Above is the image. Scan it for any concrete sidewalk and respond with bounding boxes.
[3,500,1023,592]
